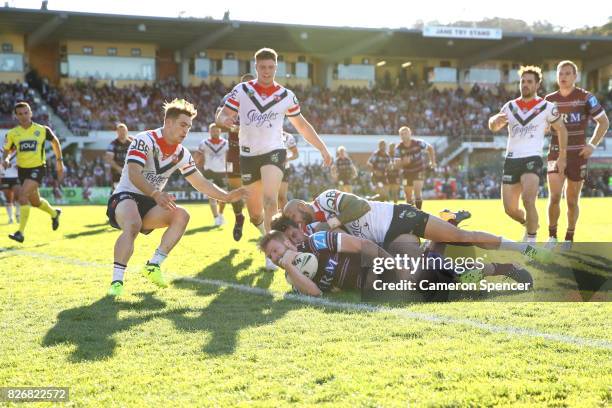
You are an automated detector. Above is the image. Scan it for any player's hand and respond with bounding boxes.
[556,156,567,175]
[579,143,595,159]
[1,158,8,170]
[492,113,508,130]
[219,115,235,129]
[226,187,249,202]
[56,160,65,181]
[152,190,176,211]
[321,149,333,167]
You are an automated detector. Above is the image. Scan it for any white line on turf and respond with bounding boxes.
[3,247,611,350]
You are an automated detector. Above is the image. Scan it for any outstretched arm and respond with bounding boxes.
[288,114,332,166]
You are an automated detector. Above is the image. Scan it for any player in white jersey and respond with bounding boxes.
[0,147,20,224]
[278,131,298,210]
[488,65,568,242]
[283,189,553,263]
[193,123,229,226]
[106,99,247,296]
[217,47,332,270]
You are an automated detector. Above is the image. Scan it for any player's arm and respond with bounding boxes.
[192,149,204,169]
[286,145,299,162]
[488,112,508,132]
[288,114,332,166]
[582,111,610,159]
[185,170,247,203]
[216,106,238,129]
[1,134,13,168]
[426,144,437,167]
[337,232,393,258]
[279,253,322,297]
[45,127,64,179]
[125,162,176,210]
[550,118,568,174]
[104,151,120,173]
[314,193,371,232]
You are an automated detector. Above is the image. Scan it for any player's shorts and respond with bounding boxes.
[547,149,588,182]
[382,204,430,248]
[402,170,425,187]
[282,167,290,183]
[239,149,286,185]
[202,169,227,189]
[502,156,543,184]
[17,165,45,185]
[106,191,157,235]
[0,177,19,189]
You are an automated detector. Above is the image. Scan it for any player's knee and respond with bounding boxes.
[522,196,536,208]
[566,197,579,210]
[122,220,142,237]
[174,208,190,225]
[504,205,519,217]
[250,216,263,226]
[263,194,277,209]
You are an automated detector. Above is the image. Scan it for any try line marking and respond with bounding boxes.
[3,247,611,350]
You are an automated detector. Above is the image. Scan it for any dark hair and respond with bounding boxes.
[14,101,31,113]
[258,230,286,251]
[271,214,299,232]
[254,47,278,62]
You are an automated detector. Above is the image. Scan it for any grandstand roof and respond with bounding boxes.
[1,7,611,61]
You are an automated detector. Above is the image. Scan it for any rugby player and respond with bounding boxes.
[489,65,568,242]
[278,131,299,209]
[545,60,609,246]
[105,123,133,190]
[193,123,229,226]
[216,47,332,270]
[367,139,391,201]
[395,126,436,209]
[0,147,20,224]
[106,99,247,296]
[331,146,357,193]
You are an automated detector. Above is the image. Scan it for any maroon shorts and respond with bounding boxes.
[547,149,588,182]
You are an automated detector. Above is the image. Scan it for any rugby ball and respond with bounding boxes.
[291,252,319,280]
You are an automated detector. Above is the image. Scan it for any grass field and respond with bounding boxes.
[1,198,611,407]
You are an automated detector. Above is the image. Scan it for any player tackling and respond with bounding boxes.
[106,99,247,296]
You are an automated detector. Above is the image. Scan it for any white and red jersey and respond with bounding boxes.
[116,128,197,195]
[1,150,18,179]
[282,131,297,169]
[500,97,560,158]
[311,189,394,245]
[224,80,301,157]
[198,137,228,173]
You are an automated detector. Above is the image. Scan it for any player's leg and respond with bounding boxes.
[12,183,20,222]
[403,184,414,205]
[209,197,219,224]
[217,174,226,217]
[546,171,565,243]
[413,179,424,209]
[142,205,190,259]
[3,187,13,223]
[9,178,38,241]
[520,173,540,241]
[278,180,289,210]
[28,180,61,229]
[108,198,143,295]
[564,179,583,243]
[261,164,283,232]
[501,183,525,225]
[227,176,245,241]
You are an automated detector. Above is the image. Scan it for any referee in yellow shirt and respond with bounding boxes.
[1,102,64,243]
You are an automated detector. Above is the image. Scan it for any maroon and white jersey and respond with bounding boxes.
[117,128,197,194]
[545,88,605,155]
[198,137,228,173]
[311,189,394,245]
[224,80,301,157]
[500,97,560,158]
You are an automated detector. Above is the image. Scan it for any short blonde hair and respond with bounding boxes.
[518,65,542,82]
[163,98,197,120]
[398,126,411,133]
[254,47,278,62]
[557,60,578,75]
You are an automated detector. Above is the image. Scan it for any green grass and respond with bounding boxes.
[1,198,611,407]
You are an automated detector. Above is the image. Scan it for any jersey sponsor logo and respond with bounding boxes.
[19,140,37,152]
[324,190,339,210]
[245,109,279,128]
[270,151,281,163]
[562,112,582,124]
[510,123,538,139]
[312,232,329,251]
[132,139,149,153]
[399,209,417,219]
[588,95,599,108]
[34,130,41,136]
[525,161,535,170]
[241,173,252,182]
[143,171,167,187]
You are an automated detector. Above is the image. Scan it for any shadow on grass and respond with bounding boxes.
[64,227,112,240]
[42,292,182,362]
[84,222,110,228]
[183,225,219,236]
[171,248,297,356]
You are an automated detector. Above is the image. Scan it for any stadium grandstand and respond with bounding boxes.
[1,7,611,199]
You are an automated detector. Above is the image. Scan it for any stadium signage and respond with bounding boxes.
[422,26,502,40]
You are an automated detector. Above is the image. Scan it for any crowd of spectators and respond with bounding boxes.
[0,82,49,128]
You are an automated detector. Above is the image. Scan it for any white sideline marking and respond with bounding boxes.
[3,247,611,350]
